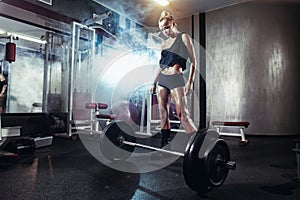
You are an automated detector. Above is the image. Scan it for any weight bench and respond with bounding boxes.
[211,121,250,145]
[86,103,117,125]
[71,102,117,136]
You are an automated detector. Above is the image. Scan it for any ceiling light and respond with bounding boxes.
[154,0,169,6]
[0,29,6,35]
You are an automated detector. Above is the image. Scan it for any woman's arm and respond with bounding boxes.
[151,40,165,94]
[150,67,162,94]
[182,33,197,95]
[0,84,7,96]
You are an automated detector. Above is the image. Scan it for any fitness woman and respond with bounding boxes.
[150,11,198,148]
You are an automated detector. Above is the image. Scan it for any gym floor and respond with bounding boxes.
[1,134,300,200]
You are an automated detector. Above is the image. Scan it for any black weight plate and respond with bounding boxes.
[183,131,210,194]
[206,140,230,187]
[100,120,136,161]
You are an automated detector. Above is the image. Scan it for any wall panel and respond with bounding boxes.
[206,2,300,135]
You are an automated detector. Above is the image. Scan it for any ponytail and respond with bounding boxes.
[158,11,177,27]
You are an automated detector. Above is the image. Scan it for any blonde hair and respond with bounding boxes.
[158,11,177,27]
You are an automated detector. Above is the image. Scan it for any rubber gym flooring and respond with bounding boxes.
[1,133,300,200]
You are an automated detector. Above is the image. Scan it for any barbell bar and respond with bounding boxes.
[99,120,236,194]
[120,139,185,157]
[121,137,236,170]
[119,130,236,170]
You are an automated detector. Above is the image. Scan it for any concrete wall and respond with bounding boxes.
[206,2,300,135]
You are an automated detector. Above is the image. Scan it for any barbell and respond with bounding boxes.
[99,120,236,194]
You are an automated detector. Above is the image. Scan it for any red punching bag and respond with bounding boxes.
[5,42,16,63]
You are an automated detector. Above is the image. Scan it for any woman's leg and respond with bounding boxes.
[157,85,171,147]
[171,87,198,134]
[157,85,171,129]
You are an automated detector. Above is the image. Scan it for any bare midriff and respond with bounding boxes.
[161,64,183,75]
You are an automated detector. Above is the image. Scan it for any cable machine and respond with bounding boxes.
[67,22,96,136]
[42,32,67,113]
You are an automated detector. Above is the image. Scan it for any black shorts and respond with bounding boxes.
[158,73,185,90]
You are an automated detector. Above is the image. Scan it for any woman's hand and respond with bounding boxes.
[184,82,193,95]
[150,84,156,94]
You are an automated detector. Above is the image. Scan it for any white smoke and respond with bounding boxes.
[9,53,44,112]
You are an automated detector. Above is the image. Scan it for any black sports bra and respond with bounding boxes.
[159,33,189,71]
